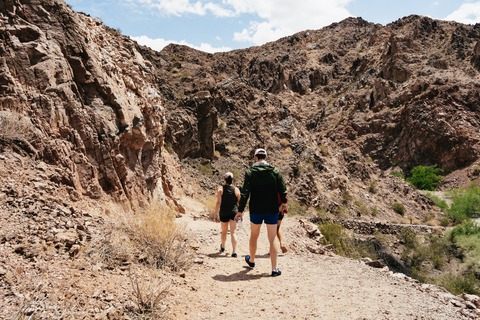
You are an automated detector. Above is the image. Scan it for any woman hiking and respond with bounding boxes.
[214,172,241,257]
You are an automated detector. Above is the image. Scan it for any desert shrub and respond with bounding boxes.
[399,229,448,275]
[447,221,480,275]
[333,205,347,217]
[204,195,217,220]
[354,200,368,216]
[438,272,480,295]
[319,221,375,259]
[426,193,449,210]
[407,165,443,191]
[473,166,480,176]
[392,201,405,215]
[230,168,242,182]
[288,201,308,216]
[198,162,213,175]
[95,203,192,272]
[425,220,439,227]
[439,214,451,227]
[411,218,421,225]
[446,183,480,223]
[319,144,329,156]
[399,228,418,249]
[279,138,290,147]
[370,206,379,217]
[341,190,353,203]
[390,171,405,179]
[448,220,480,240]
[368,180,377,193]
[283,147,293,158]
[129,268,170,315]
[422,211,435,223]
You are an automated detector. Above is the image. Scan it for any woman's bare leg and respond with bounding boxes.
[220,221,229,250]
[277,219,287,253]
[229,219,237,253]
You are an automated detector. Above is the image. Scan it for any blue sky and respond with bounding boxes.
[65,0,480,53]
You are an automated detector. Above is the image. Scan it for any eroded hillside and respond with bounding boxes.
[138,16,480,223]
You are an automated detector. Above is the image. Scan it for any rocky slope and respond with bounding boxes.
[0,0,188,210]
[138,15,480,223]
[1,0,480,318]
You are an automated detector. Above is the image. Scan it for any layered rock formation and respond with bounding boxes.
[0,0,187,209]
[138,16,480,220]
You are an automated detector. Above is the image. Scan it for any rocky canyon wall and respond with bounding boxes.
[0,0,187,209]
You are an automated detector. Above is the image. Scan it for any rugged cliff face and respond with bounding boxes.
[138,16,480,220]
[0,0,187,209]
[2,0,480,221]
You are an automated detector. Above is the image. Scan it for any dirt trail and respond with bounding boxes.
[168,197,469,320]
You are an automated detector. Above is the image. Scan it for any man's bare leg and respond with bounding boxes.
[266,223,279,271]
[249,222,261,263]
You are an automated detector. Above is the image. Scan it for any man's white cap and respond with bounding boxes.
[254,148,267,156]
[225,172,234,179]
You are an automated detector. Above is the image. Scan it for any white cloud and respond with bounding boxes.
[445,1,480,24]
[132,35,232,53]
[123,0,234,17]
[228,0,353,45]
[128,0,355,47]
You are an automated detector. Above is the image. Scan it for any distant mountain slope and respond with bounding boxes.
[138,15,480,220]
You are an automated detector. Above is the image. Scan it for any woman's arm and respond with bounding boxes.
[234,187,241,205]
[213,187,222,223]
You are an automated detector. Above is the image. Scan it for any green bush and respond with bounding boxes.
[426,193,449,210]
[287,201,308,216]
[390,171,405,179]
[438,272,480,295]
[447,183,480,223]
[407,165,443,191]
[198,163,213,175]
[392,201,406,215]
[318,221,375,259]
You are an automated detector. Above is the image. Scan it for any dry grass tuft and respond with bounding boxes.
[204,195,217,221]
[129,268,170,315]
[94,202,193,272]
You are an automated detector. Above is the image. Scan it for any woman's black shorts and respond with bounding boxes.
[220,213,236,223]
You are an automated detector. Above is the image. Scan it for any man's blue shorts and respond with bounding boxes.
[250,213,279,225]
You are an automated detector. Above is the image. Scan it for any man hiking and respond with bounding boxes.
[235,148,288,276]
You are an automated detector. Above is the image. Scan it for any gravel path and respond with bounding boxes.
[167,197,470,320]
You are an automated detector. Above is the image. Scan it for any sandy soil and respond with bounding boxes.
[166,197,470,320]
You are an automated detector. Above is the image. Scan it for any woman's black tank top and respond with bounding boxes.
[220,185,238,216]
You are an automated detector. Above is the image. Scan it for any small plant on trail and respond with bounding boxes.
[407,165,443,191]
